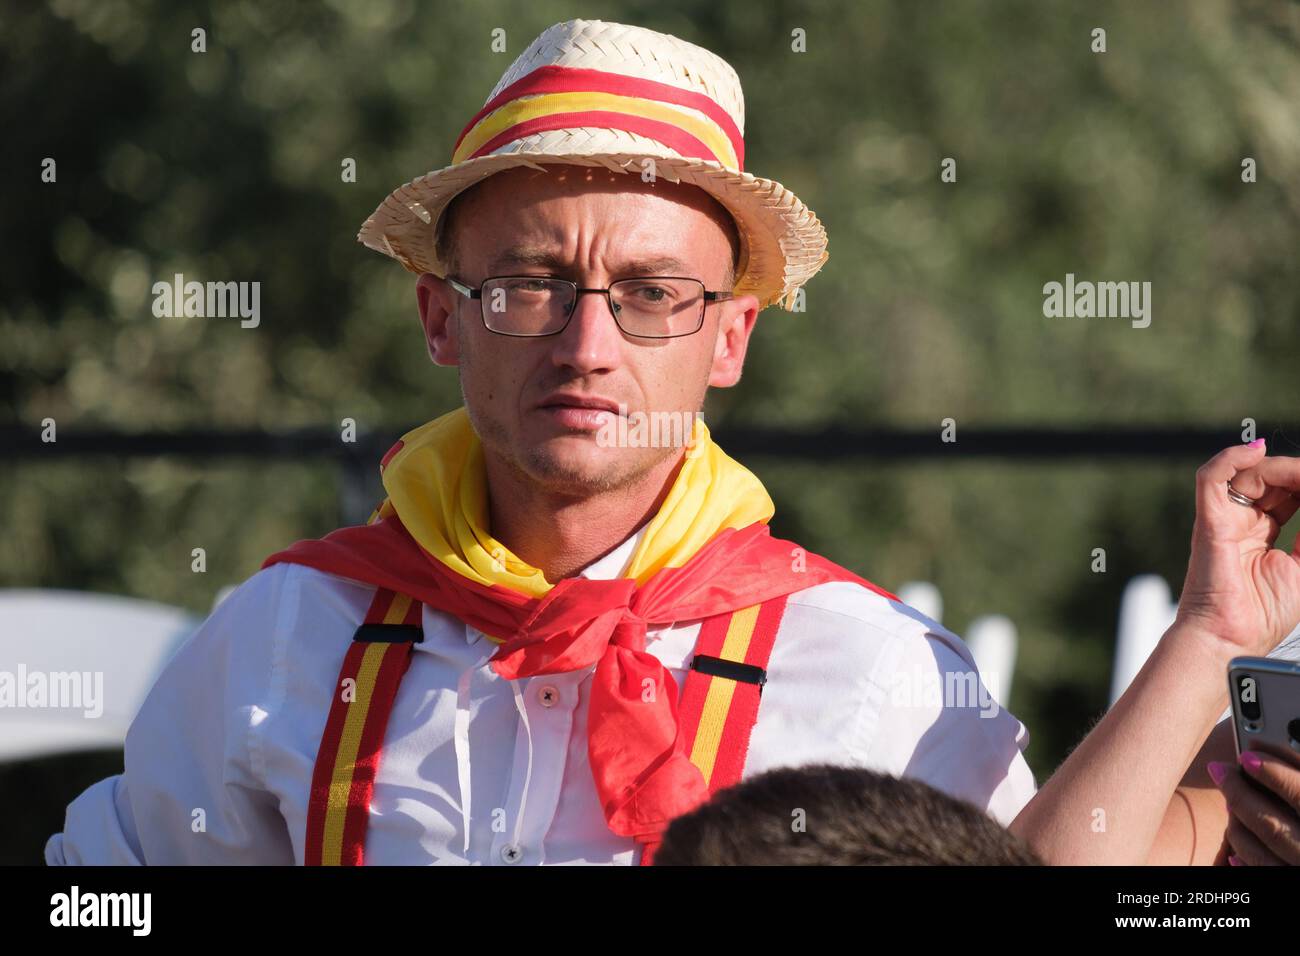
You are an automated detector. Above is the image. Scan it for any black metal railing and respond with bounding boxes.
[3,423,1295,526]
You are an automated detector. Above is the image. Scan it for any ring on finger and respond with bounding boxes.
[1226,481,1261,508]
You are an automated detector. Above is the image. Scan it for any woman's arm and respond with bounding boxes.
[1009,622,1231,865]
[1144,718,1233,865]
[1010,441,1300,865]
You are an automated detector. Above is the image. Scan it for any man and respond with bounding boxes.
[47,18,1036,865]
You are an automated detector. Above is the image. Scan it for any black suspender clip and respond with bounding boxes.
[690,654,767,692]
[352,623,425,644]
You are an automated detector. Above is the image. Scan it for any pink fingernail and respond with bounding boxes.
[1239,751,1263,775]
[1248,438,1266,448]
[1206,761,1230,786]
[1228,854,1243,866]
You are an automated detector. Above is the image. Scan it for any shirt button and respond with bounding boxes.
[500,843,523,864]
[537,684,560,708]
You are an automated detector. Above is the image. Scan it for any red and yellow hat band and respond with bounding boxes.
[451,64,745,171]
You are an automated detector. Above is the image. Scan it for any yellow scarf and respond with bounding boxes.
[368,406,774,597]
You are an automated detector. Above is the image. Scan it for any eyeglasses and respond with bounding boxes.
[446,275,734,339]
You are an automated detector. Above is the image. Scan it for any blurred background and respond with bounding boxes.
[2,0,1298,864]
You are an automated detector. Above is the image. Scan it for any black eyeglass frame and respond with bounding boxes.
[445,274,735,339]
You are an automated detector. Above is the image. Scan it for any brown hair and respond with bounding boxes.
[653,763,1043,866]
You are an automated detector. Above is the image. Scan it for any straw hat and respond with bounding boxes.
[356,18,828,312]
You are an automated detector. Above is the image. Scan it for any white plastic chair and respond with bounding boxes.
[0,590,202,762]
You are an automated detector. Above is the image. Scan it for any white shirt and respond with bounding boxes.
[46,525,1038,865]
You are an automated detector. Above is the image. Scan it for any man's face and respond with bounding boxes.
[416,165,759,496]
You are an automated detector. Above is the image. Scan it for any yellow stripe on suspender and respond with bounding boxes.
[687,603,762,786]
[320,642,389,866]
[452,91,739,168]
[384,592,412,625]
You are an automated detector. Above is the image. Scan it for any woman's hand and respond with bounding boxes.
[1174,439,1300,658]
[1209,751,1300,864]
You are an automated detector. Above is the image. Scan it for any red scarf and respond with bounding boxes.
[263,511,893,856]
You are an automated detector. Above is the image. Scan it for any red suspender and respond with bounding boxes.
[638,593,791,865]
[305,588,789,865]
[305,587,424,866]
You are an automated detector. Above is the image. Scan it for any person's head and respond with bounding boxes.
[415,164,760,498]
[652,763,1043,865]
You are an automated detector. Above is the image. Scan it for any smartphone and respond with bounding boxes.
[1228,656,1300,767]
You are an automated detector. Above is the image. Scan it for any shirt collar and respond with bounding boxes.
[462,522,650,645]
[574,522,648,581]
